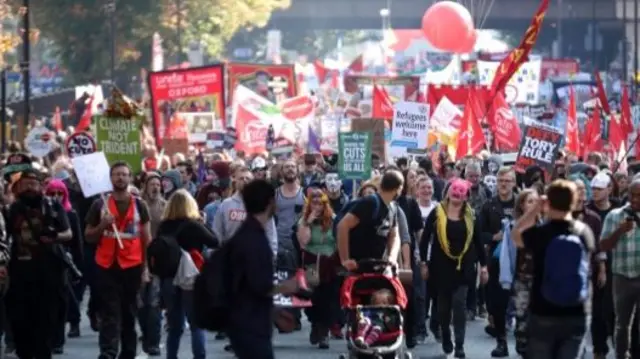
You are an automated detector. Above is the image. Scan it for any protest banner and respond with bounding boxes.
[226,63,298,104]
[514,123,562,173]
[351,118,387,161]
[344,75,421,101]
[390,101,429,156]
[338,132,372,180]
[148,65,226,147]
[95,116,142,173]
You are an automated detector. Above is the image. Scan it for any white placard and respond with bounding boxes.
[24,126,54,158]
[390,101,429,150]
[71,152,113,198]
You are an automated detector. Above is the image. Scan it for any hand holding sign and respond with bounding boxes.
[71,152,123,249]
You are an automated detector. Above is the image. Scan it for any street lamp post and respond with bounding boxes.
[22,0,30,125]
[104,1,116,86]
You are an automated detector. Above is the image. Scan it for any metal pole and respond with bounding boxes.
[623,0,628,79]
[108,1,116,86]
[592,0,597,67]
[557,0,563,58]
[1,70,6,153]
[22,0,30,126]
[176,0,182,64]
[635,0,639,84]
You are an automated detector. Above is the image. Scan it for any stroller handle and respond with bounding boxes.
[339,258,398,276]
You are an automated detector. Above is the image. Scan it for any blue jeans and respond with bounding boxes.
[138,276,161,349]
[527,315,587,359]
[162,282,205,359]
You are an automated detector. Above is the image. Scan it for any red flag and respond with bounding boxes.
[488,92,521,151]
[584,105,603,155]
[609,112,626,153]
[564,86,581,156]
[372,85,394,120]
[52,106,62,132]
[75,95,94,133]
[314,60,328,83]
[594,71,611,115]
[621,83,634,135]
[455,91,486,160]
[348,55,363,73]
[490,0,550,97]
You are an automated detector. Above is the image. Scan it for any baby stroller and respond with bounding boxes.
[338,259,412,359]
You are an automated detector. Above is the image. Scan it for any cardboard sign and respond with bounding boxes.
[24,126,54,158]
[71,152,113,198]
[514,123,562,173]
[65,132,97,158]
[338,132,372,180]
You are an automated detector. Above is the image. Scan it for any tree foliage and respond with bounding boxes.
[179,0,291,60]
[0,1,25,69]
[30,0,291,83]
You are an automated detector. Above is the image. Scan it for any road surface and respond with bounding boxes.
[4,315,613,359]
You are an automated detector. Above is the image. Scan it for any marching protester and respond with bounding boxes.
[84,162,152,359]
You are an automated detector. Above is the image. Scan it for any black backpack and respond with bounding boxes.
[193,242,236,331]
[147,222,187,279]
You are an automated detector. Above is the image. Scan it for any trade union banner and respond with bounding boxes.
[147,65,226,147]
[226,63,298,105]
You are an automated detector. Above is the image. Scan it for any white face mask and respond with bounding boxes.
[483,175,497,195]
[325,173,342,192]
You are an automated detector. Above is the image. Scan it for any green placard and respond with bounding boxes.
[338,131,372,180]
[95,116,142,174]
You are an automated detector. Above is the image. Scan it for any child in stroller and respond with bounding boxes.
[338,259,412,359]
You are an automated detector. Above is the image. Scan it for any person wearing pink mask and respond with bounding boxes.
[44,179,84,352]
[419,178,488,359]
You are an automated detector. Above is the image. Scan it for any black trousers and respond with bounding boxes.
[6,275,63,359]
[52,274,69,349]
[228,332,274,359]
[591,282,614,356]
[305,281,335,328]
[487,259,510,339]
[96,265,142,359]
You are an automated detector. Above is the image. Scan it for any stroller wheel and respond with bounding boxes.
[338,354,347,359]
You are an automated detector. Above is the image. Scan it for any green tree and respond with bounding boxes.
[177,0,291,60]
[30,0,291,83]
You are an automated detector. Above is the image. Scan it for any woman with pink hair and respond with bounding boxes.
[44,179,84,352]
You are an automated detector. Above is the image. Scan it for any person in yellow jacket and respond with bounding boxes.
[85,161,152,359]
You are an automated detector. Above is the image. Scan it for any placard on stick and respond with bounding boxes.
[514,124,563,174]
[71,151,113,198]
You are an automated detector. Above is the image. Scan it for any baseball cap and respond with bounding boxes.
[590,172,611,189]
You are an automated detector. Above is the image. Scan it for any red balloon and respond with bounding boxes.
[422,1,474,52]
[453,29,478,54]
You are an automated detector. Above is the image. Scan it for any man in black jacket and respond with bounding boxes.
[227,180,299,359]
[478,167,517,357]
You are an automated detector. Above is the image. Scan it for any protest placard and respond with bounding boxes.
[390,101,429,155]
[95,116,142,173]
[514,124,563,173]
[338,132,372,180]
[71,152,113,198]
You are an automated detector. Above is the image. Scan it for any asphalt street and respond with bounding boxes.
[4,314,613,359]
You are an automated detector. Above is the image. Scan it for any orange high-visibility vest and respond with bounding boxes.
[95,195,143,269]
